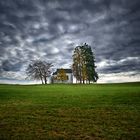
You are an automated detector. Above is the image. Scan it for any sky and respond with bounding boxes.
[0,0,140,84]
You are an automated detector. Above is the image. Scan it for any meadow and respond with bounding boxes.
[0,83,140,140]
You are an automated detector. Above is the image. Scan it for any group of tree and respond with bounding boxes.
[26,43,98,84]
[72,43,98,84]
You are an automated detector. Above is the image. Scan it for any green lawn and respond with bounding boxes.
[0,83,140,140]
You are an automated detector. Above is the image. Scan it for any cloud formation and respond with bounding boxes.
[0,0,140,83]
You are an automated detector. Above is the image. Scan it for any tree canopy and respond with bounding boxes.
[72,43,98,84]
[56,69,68,82]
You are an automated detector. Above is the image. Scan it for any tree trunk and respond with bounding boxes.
[40,75,44,84]
[43,76,47,84]
[45,77,47,84]
[83,78,85,84]
[89,80,90,84]
[41,78,44,84]
[79,77,81,83]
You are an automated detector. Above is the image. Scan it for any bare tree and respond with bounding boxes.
[26,60,53,84]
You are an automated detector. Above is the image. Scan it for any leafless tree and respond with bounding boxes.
[26,60,53,84]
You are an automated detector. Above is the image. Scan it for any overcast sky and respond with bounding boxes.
[0,0,140,84]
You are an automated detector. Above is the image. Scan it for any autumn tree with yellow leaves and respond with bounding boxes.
[57,69,68,82]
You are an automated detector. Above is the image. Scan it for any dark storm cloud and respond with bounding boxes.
[0,0,140,82]
[1,59,22,72]
[98,57,140,74]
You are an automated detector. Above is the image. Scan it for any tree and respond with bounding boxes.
[26,60,53,84]
[56,68,68,83]
[72,46,82,83]
[72,43,98,84]
[84,43,98,83]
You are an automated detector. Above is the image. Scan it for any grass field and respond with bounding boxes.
[0,83,140,140]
